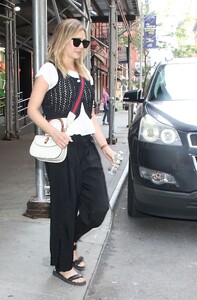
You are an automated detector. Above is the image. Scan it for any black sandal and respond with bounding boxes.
[73,244,85,271]
[53,269,86,286]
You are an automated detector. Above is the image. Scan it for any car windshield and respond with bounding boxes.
[151,62,197,101]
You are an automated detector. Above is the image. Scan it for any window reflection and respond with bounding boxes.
[153,63,196,100]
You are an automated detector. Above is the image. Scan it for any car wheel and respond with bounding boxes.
[127,169,143,217]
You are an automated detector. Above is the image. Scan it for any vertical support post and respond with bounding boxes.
[5,3,13,140]
[127,32,133,126]
[108,0,117,145]
[5,18,10,139]
[13,5,19,138]
[139,4,143,90]
[24,0,48,218]
[82,0,91,70]
[33,0,47,201]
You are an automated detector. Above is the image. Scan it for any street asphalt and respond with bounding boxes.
[0,110,129,300]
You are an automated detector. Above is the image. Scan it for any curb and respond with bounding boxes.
[110,162,128,210]
[84,162,128,299]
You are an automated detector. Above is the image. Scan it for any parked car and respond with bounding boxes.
[123,57,197,220]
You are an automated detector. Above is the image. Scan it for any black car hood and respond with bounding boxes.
[146,100,197,131]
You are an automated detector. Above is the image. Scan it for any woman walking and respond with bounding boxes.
[27,19,116,286]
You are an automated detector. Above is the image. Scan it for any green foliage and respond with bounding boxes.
[171,19,197,57]
[173,44,197,58]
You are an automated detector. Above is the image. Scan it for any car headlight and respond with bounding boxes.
[139,114,182,145]
[139,166,178,186]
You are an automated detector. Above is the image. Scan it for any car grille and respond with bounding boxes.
[188,133,197,148]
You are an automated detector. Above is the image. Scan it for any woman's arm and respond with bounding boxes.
[27,76,72,148]
[92,110,116,163]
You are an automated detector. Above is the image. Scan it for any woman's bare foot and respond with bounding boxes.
[59,268,86,285]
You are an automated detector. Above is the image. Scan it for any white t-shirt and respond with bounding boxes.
[36,62,95,136]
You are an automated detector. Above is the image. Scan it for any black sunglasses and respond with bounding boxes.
[72,38,90,49]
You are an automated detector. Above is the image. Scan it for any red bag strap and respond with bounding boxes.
[71,76,85,114]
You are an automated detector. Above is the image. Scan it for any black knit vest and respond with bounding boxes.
[42,69,95,120]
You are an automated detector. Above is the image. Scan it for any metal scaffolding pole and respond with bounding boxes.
[65,0,89,20]
[34,0,48,199]
[82,0,91,70]
[24,0,48,218]
[13,5,19,138]
[5,3,13,140]
[127,32,133,126]
[108,0,117,145]
[139,3,143,90]
[33,0,47,202]
[51,0,61,23]
[3,0,19,140]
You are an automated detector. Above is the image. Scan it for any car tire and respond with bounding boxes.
[127,169,143,218]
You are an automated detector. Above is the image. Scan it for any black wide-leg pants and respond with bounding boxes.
[46,135,109,272]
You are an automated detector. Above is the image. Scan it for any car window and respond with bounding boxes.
[151,63,197,101]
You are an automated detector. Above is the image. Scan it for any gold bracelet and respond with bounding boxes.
[100,144,108,150]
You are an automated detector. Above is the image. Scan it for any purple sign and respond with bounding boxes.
[144,15,156,49]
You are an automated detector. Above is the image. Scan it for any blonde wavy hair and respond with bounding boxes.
[47,19,90,80]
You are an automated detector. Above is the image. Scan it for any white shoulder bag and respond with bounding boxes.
[29,76,85,163]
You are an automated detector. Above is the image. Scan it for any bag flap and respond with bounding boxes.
[33,135,57,147]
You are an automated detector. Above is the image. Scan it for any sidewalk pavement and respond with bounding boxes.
[0,110,129,300]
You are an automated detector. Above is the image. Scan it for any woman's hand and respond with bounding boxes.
[101,145,116,164]
[91,110,116,163]
[51,129,73,149]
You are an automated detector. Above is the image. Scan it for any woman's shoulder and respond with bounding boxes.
[38,62,57,74]
[36,62,58,90]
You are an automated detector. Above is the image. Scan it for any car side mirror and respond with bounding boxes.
[123,89,143,103]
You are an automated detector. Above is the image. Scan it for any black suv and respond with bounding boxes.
[124,57,197,220]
